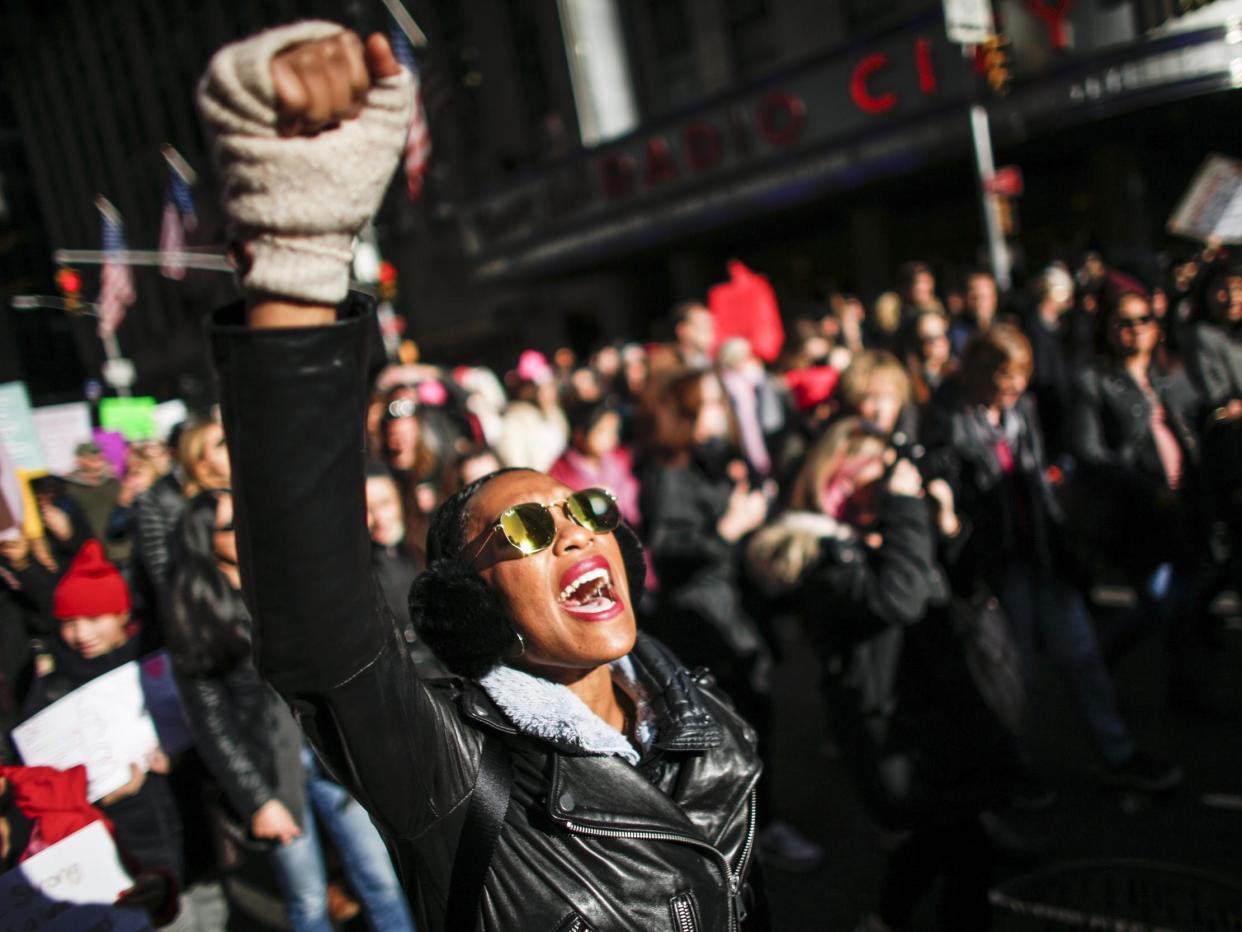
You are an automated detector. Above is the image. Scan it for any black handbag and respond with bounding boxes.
[949,587,1025,736]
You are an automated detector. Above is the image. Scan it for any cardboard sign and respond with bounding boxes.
[99,397,157,442]
[30,404,93,477]
[0,821,152,931]
[11,653,191,801]
[1168,153,1242,244]
[0,383,47,471]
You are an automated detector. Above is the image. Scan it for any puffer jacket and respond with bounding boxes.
[210,298,765,932]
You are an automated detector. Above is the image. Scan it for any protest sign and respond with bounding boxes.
[1168,153,1242,244]
[99,397,157,442]
[0,383,47,471]
[0,441,22,539]
[92,429,129,478]
[0,821,152,932]
[11,657,177,801]
[30,404,93,477]
[152,400,188,443]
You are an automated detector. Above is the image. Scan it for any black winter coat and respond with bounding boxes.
[210,300,766,932]
[1065,363,1201,576]
[640,461,769,694]
[746,498,1013,830]
[174,657,306,831]
[131,473,186,636]
[924,388,1063,587]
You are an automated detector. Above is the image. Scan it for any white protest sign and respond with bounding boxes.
[0,382,46,472]
[152,399,188,443]
[30,403,93,477]
[1168,153,1242,244]
[0,821,152,932]
[12,662,161,801]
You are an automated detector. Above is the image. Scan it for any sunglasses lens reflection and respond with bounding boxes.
[568,489,620,533]
[500,503,556,554]
[497,490,620,556]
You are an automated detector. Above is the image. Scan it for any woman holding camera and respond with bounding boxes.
[198,23,765,930]
[746,417,1010,931]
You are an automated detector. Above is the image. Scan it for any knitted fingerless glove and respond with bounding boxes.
[197,21,413,304]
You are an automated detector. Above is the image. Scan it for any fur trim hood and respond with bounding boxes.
[744,510,856,597]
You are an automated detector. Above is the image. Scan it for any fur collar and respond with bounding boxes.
[745,510,855,597]
[479,656,655,765]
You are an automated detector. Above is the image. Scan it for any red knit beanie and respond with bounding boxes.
[52,540,131,619]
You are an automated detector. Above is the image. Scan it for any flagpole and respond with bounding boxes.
[378,0,428,47]
[161,144,197,185]
[55,248,234,271]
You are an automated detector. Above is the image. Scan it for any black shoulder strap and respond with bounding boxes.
[444,732,513,931]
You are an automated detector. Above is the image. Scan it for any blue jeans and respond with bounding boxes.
[998,565,1135,765]
[268,747,416,932]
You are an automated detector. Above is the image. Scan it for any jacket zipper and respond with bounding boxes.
[670,892,699,932]
[562,788,758,932]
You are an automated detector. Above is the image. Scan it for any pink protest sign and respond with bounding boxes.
[91,429,129,478]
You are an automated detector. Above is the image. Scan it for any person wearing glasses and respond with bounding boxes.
[197,22,765,931]
[1067,287,1202,688]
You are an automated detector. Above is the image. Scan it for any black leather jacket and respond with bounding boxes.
[924,388,1062,585]
[1069,363,1199,490]
[209,300,765,932]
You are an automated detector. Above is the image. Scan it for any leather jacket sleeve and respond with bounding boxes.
[175,670,275,820]
[208,300,479,839]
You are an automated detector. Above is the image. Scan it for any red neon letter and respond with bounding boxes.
[644,138,678,185]
[757,92,806,146]
[850,53,898,114]
[1024,0,1075,51]
[599,154,635,200]
[684,123,724,172]
[915,38,937,94]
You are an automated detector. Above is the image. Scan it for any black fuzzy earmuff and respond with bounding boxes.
[408,521,648,680]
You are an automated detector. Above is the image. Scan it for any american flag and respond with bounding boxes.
[97,201,135,338]
[159,165,197,280]
[390,25,432,201]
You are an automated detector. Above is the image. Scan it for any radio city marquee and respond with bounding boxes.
[461,4,1241,262]
[460,27,968,257]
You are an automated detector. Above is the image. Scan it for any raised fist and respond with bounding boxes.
[198,22,413,305]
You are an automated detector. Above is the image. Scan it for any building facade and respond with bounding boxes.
[5,0,1242,392]
[398,0,1242,364]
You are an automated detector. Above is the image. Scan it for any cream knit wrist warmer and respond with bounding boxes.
[197,21,414,305]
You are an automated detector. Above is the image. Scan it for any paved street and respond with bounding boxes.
[761,594,1242,931]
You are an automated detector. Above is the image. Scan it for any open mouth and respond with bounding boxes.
[558,557,624,619]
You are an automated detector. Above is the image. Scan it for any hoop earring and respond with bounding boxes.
[511,630,526,658]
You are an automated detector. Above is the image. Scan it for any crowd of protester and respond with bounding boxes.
[1,240,1239,930]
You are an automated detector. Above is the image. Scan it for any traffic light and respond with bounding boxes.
[378,261,398,302]
[976,35,1011,96]
[55,267,83,311]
